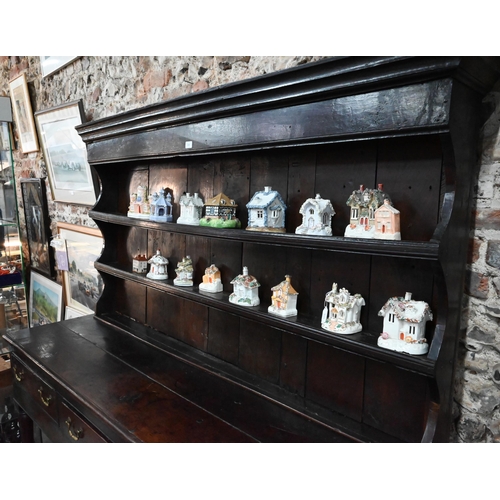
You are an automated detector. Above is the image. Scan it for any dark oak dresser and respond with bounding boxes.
[4,56,500,443]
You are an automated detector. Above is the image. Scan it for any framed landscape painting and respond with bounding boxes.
[29,271,63,327]
[35,100,97,206]
[57,222,103,314]
[8,73,39,154]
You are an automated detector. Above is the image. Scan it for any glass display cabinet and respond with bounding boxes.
[0,119,28,334]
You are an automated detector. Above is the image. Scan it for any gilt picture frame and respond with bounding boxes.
[21,178,54,278]
[8,73,39,154]
[57,222,103,314]
[35,100,97,206]
[29,270,63,327]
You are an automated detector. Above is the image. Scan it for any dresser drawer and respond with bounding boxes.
[58,401,107,443]
[11,355,58,423]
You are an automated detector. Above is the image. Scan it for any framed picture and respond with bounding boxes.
[57,222,103,314]
[40,56,79,78]
[8,73,39,154]
[29,271,63,327]
[35,100,97,206]
[64,306,90,320]
[21,178,54,278]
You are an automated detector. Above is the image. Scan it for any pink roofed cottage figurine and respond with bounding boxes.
[378,292,433,355]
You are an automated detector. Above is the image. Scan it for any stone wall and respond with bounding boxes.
[453,78,500,442]
[1,55,499,442]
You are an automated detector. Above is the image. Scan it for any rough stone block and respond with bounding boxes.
[486,240,500,269]
[466,270,489,299]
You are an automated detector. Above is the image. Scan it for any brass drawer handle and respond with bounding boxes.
[65,417,83,441]
[13,365,24,382]
[38,387,52,407]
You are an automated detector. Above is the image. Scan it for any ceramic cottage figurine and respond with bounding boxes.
[344,184,394,239]
[295,194,335,236]
[268,275,298,317]
[128,185,150,219]
[174,256,194,286]
[321,283,365,334]
[199,192,241,229]
[146,250,169,280]
[246,186,286,233]
[229,266,260,307]
[150,188,173,223]
[132,251,148,274]
[177,192,204,226]
[199,264,223,293]
[377,292,432,355]
[373,198,401,240]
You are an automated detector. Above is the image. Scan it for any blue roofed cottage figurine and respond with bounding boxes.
[150,188,173,223]
[246,186,286,233]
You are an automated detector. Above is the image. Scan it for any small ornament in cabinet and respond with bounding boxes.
[344,184,392,239]
[199,264,223,293]
[177,193,204,226]
[377,292,432,355]
[229,266,260,307]
[127,185,150,219]
[174,256,194,287]
[321,283,365,334]
[150,188,173,223]
[373,199,401,240]
[295,194,335,236]
[246,186,286,233]
[132,252,148,274]
[268,275,298,317]
[146,250,169,280]
[199,192,241,229]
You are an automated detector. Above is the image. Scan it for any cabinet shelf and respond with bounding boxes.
[95,260,437,376]
[90,210,440,260]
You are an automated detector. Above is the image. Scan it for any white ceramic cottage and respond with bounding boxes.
[295,194,335,236]
[268,275,298,317]
[374,198,401,240]
[150,189,173,223]
[377,292,433,355]
[128,185,150,219]
[321,283,365,334]
[229,266,260,307]
[146,250,169,280]
[177,193,204,226]
[199,264,223,293]
[246,186,286,232]
[174,256,193,286]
